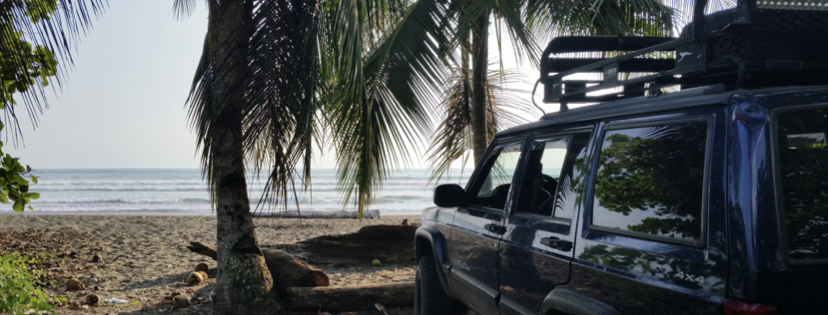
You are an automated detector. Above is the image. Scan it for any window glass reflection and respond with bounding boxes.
[591,123,708,243]
[777,108,828,260]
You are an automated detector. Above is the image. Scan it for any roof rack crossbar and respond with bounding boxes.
[547,58,675,73]
[542,36,676,54]
[541,37,692,85]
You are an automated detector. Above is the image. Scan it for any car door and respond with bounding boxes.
[565,110,730,314]
[498,130,593,315]
[446,135,527,315]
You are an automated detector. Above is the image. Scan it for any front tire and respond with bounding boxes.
[415,256,465,315]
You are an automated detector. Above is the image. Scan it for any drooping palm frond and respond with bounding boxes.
[244,0,324,212]
[0,0,106,138]
[428,65,535,182]
[328,0,455,218]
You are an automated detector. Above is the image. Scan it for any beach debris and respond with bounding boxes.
[164,290,184,300]
[186,241,217,261]
[374,303,389,315]
[92,254,104,263]
[261,248,329,294]
[188,271,207,285]
[66,278,85,291]
[285,282,414,311]
[195,262,209,273]
[69,301,83,310]
[104,297,128,304]
[89,276,99,283]
[68,251,78,259]
[372,259,381,266]
[173,295,191,308]
[401,218,409,226]
[85,293,101,305]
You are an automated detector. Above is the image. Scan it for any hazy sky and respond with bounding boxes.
[5,1,548,170]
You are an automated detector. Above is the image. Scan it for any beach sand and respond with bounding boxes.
[0,214,421,314]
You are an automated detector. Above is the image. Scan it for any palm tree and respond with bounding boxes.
[175,0,440,307]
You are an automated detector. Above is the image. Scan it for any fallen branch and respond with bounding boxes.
[186,242,217,260]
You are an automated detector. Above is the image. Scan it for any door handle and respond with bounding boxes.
[484,223,507,235]
[540,236,573,251]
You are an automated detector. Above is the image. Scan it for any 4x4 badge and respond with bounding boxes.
[678,52,693,62]
[674,270,704,285]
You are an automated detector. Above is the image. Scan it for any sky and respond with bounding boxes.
[4,1,550,170]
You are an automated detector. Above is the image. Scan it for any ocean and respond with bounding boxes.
[0,169,472,215]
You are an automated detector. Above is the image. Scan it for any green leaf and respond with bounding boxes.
[12,174,28,186]
[24,192,39,200]
[12,200,23,212]
[30,175,37,184]
[0,192,8,204]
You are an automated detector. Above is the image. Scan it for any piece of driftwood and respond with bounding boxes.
[285,282,414,311]
[186,243,329,291]
[186,242,217,260]
[262,249,329,294]
[253,209,380,219]
[276,225,418,267]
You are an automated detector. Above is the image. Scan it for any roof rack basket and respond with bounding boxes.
[540,0,828,111]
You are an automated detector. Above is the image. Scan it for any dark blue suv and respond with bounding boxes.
[414,1,828,314]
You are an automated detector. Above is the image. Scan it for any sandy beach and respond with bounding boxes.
[0,214,421,314]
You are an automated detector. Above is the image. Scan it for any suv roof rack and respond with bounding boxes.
[540,0,828,111]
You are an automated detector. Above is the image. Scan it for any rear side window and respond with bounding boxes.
[776,108,828,261]
[591,122,708,245]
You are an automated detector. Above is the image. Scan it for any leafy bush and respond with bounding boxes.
[0,253,53,314]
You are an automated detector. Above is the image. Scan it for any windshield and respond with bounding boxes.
[776,107,828,261]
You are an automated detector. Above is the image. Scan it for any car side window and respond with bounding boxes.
[590,122,708,244]
[468,142,523,210]
[516,133,591,219]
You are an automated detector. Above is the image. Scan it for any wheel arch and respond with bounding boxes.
[415,225,453,297]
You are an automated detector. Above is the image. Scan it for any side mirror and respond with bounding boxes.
[434,184,468,207]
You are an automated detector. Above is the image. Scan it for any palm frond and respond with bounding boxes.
[526,0,675,45]
[428,65,534,182]
[185,4,218,205]
[328,0,453,219]
[0,0,106,138]
[244,0,323,212]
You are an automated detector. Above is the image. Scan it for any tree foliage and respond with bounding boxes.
[591,124,707,241]
[777,108,828,260]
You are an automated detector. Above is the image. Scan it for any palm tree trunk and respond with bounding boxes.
[461,35,471,130]
[211,0,273,309]
[470,12,490,164]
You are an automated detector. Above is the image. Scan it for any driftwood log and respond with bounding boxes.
[254,209,380,219]
[285,282,414,311]
[186,242,329,292]
[262,249,329,294]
